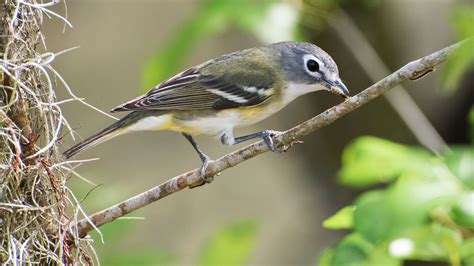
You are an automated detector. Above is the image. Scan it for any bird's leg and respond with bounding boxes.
[182,133,213,183]
[222,130,283,153]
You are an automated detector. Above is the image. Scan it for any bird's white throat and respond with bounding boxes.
[283,82,326,104]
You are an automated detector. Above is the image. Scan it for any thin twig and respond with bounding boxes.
[75,40,465,238]
[329,10,448,155]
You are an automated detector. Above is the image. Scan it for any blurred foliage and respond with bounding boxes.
[198,220,259,266]
[445,146,474,189]
[441,5,474,92]
[88,219,258,265]
[299,0,339,34]
[72,181,175,265]
[470,106,474,142]
[141,0,277,91]
[320,133,473,265]
[338,137,433,188]
[91,220,175,266]
[322,205,354,230]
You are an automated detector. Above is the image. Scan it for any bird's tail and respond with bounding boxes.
[63,111,146,159]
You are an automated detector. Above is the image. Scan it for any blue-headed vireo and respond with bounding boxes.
[64,41,349,182]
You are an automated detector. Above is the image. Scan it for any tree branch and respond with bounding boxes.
[75,40,465,238]
[329,10,448,155]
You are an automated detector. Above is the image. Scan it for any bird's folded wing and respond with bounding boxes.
[110,67,275,112]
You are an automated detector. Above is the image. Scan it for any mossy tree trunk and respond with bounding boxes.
[0,1,90,264]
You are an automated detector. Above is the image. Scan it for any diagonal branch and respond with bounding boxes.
[329,10,448,155]
[75,40,466,238]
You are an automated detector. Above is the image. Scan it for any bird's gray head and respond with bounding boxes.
[270,41,350,98]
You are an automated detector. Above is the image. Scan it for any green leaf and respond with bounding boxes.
[461,238,474,265]
[339,136,433,188]
[318,248,335,266]
[331,233,374,266]
[353,190,394,243]
[451,192,474,229]
[368,245,401,266]
[330,233,400,266]
[445,146,474,188]
[198,220,258,266]
[323,205,354,230]
[353,169,460,244]
[385,170,461,232]
[391,223,463,265]
[441,6,474,91]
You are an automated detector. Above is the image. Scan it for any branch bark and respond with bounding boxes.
[75,40,465,238]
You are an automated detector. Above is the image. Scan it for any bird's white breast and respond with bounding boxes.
[175,110,246,135]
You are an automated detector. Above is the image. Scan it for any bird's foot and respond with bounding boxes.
[199,154,214,183]
[262,130,303,153]
[261,130,284,153]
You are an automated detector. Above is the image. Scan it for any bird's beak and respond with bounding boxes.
[323,79,350,99]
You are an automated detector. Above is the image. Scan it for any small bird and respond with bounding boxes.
[63,41,349,182]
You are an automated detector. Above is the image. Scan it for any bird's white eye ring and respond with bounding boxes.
[303,54,324,77]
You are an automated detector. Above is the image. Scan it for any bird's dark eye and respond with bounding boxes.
[306,59,319,72]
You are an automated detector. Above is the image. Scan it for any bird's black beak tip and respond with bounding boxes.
[331,82,350,100]
[341,88,351,100]
[324,79,350,99]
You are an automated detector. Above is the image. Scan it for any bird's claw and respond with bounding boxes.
[262,130,284,153]
[263,130,303,154]
[199,155,214,183]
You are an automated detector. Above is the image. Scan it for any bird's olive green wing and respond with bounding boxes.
[110,52,277,112]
